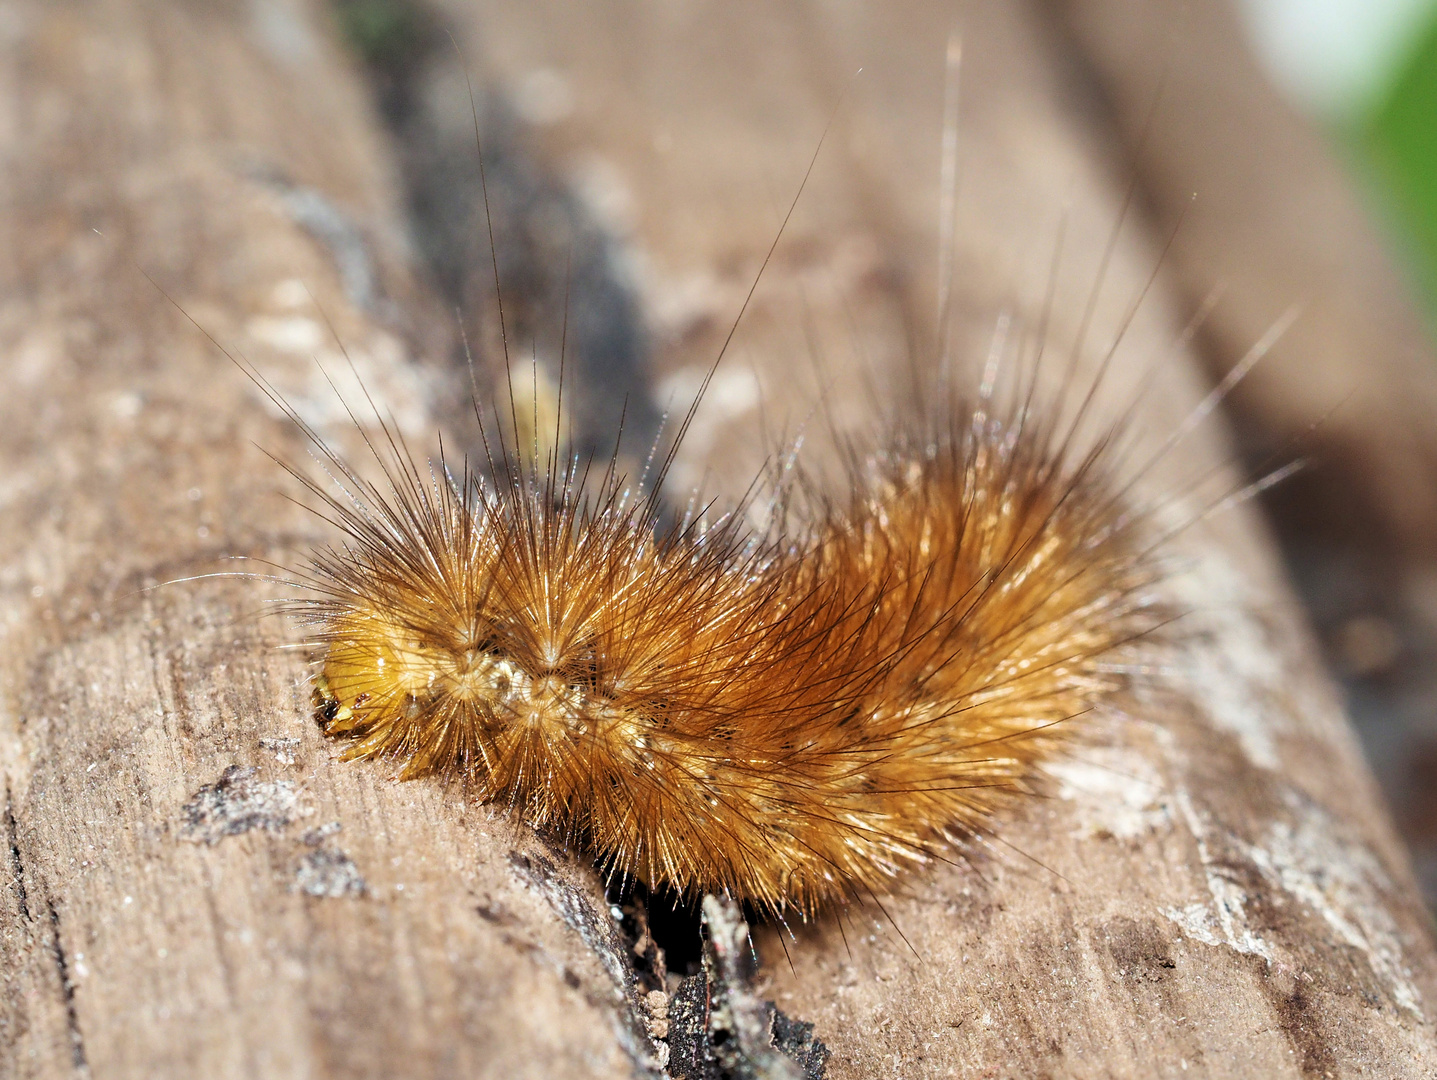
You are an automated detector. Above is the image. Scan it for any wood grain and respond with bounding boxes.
[1055,0,1437,562]
[0,3,647,1077]
[2,0,1435,1077]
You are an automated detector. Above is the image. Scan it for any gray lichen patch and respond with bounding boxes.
[258,736,301,766]
[300,821,342,846]
[179,765,303,844]
[294,847,365,898]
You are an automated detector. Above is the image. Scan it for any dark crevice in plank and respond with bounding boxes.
[330,0,661,465]
[507,850,666,1076]
[45,896,89,1071]
[4,783,31,922]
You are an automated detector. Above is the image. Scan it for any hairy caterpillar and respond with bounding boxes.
[14,1,1435,1077]
[292,372,1159,917]
[222,106,1175,921]
[147,10,1209,925]
[187,21,1191,924]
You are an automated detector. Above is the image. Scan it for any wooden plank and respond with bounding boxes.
[441,0,1437,1074]
[0,2,648,1077]
[1054,0,1437,923]
[1056,0,1437,562]
[2,0,1434,1077]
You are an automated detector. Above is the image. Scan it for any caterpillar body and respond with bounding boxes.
[292,365,1159,917]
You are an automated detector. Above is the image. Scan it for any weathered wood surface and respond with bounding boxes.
[1056,0,1437,563]
[2,1,1435,1078]
[1054,0,1437,910]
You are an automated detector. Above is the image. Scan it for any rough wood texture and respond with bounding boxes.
[1052,0,1437,911]
[2,1,1435,1078]
[1054,0,1437,562]
[0,3,644,1078]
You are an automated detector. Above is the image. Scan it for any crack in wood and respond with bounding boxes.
[506,850,665,1077]
[45,896,88,1071]
[4,783,31,922]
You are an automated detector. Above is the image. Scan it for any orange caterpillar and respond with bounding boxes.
[295,378,1159,917]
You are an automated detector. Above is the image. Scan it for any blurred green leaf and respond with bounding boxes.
[332,0,432,73]
[1363,9,1437,310]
